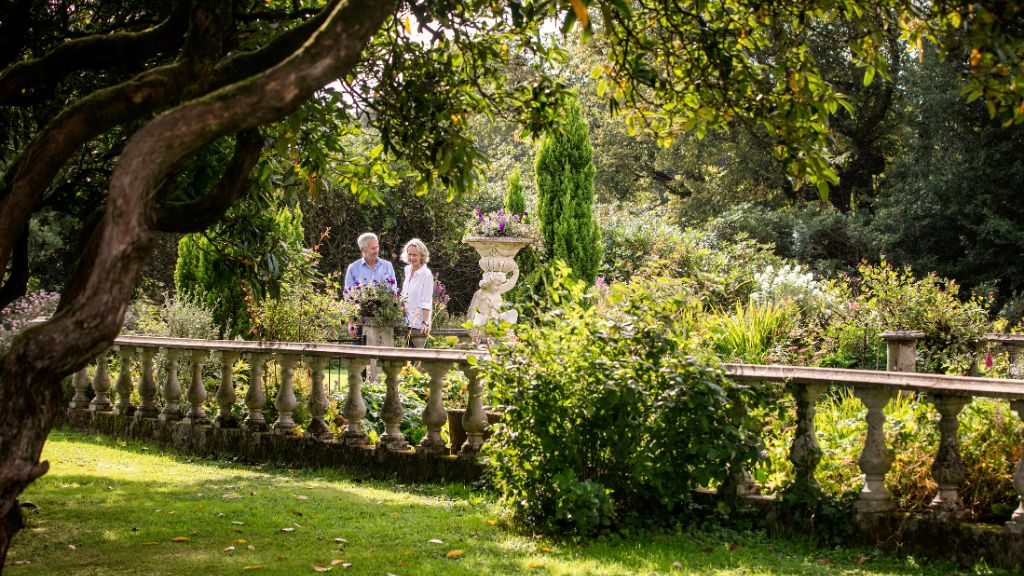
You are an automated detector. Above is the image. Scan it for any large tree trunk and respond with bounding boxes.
[0,0,396,569]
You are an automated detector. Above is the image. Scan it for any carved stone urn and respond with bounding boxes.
[462,235,532,327]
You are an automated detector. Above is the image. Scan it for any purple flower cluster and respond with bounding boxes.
[467,209,533,238]
[343,280,405,324]
[1,290,61,349]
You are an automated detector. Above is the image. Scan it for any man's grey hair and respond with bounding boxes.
[357,232,378,249]
[400,238,430,264]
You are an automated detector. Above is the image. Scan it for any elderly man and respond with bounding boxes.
[344,232,398,293]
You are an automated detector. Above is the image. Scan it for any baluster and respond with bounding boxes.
[854,386,896,513]
[928,394,969,516]
[1006,400,1024,533]
[418,360,453,456]
[460,366,488,458]
[134,347,160,420]
[214,350,239,428]
[1010,344,1024,379]
[242,353,269,432]
[786,381,826,494]
[158,348,182,421]
[69,366,92,412]
[183,349,209,424]
[305,356,332,440]
[114,346,136,416]
[90,351,113,413]
[341,358,371,446]
[273,354,298,434]
[377,360,408,451]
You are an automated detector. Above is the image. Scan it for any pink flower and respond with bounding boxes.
[984,351,994,370]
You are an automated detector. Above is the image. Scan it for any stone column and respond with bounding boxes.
[363,322,395,381]
[90,351,113,413]
[305,356,332,441]
[929,393,969,517]
[879,331,924,373]
[69,366,92,412]
[242,353,269,432]
[377,360,408,451]
[134,347,159,420]
[1009,344,1024,379]
[158,348,182,422]
[1006,400,1024,533]
[460,366,488,458]
[340,358,371,446]
[786,381,826,494]
[418,360,453,456]
[273,354,298,434]
[213,350,239,428]
[182,349,209,425]
[113,346,136,417]
[854,386,896,513]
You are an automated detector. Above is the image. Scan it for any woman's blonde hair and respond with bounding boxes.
[400,238,430,264]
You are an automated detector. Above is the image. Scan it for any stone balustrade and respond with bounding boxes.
[66,333,1024,535]
[68,335,489,459]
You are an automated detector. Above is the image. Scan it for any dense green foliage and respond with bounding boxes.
[174,204,310,338]
[535,97,603,285]
[483,266,762,535]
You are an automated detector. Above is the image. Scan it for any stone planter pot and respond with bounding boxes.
[462,235,533,327]
[447,408,501,452]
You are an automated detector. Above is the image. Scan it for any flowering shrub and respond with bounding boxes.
[750,264,830,314]
[0,290,61,352]
[343,279,405,325]
[466,209,534,238]
[431,276,453,327]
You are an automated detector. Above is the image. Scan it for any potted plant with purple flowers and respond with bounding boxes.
[343,279,405,327]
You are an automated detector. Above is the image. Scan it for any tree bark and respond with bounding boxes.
[0,0,397,569]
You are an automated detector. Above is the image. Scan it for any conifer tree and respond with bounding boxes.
[534,95,602,285]
[505,168,527,215]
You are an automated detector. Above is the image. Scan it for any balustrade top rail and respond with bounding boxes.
[725,363,1024,400]
[114,335,486,364]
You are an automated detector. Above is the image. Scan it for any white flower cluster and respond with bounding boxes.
[751,264,828,314]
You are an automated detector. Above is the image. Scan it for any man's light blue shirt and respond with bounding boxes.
[344,258,398,294]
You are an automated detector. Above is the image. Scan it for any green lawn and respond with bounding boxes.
[6,431,983,575]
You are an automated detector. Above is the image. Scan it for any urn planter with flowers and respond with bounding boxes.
[463,209,535,327]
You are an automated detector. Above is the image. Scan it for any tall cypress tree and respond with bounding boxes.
[505,168,527,215]
[534,95,602,284]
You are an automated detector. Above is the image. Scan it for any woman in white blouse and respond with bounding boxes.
[400,238,434,345]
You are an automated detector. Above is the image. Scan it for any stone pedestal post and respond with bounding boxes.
[460,367,488,458]
[879,331,924,373]
[69,366,92,412]
[114,346,136,417]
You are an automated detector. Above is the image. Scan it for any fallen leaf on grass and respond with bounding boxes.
[672,561,683,570]
[142,541,158,545]
[446,550,464,559]
[526,562,542,570]
[171,537,190,542]
[428,539,444,545]
[296,495,309,500]
[486,519,498,526]
[232,521,245,526]
[242,565,263,571]
[233,539,247,545]
[312,565,332,572]
[13,560,30,565]
[281,528,296,533]
[67,544,76,551]
[247,545,255,551]
[333,538,348,544]
[538,546,552,553]
[223,546,236,552]
[855,554,872,565]
[222,493,243,501]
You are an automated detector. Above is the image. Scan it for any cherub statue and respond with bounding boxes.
[467,272,518,327]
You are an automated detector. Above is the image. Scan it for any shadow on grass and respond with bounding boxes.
[6,431,975,576]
